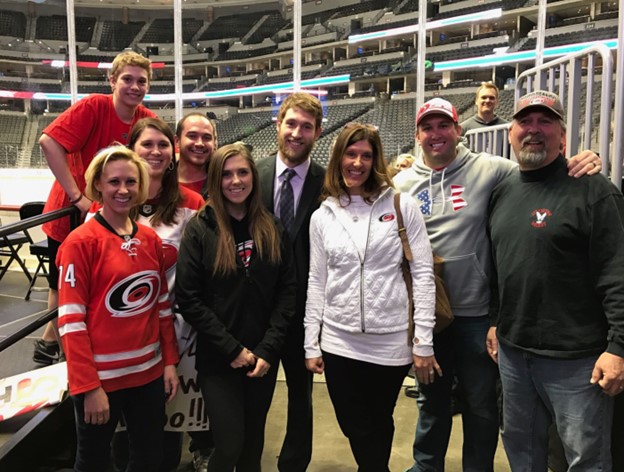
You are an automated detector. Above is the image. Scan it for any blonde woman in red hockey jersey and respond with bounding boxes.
[56,145,179,472]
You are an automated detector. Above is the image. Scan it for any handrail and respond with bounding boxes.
[515,44,615,185]
[0,308,58,354]
[0,206,80,239]
[0,205,80,354]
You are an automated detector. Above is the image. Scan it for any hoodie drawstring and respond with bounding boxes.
[428,167,447,215]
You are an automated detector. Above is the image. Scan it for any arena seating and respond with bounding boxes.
[99,20,145,51]
[0,10,26,38]
[35,15,95,43]
[519,25,619,51]
[198,12,267,41]
[245,11,287,44]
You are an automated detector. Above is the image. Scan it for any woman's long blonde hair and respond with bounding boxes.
[205,143,282,276]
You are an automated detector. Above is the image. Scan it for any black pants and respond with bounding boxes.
[72,377,165,472]
[323,351,411,472]
[111,429,212,472]
[278,331,314,472]
[199,366,278,472]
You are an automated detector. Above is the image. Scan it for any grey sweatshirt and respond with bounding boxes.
[394,143,515,317]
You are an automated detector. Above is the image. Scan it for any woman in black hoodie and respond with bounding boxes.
[176,143,295,472]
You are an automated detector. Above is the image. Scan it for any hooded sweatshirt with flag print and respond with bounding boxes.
[393,142,516,318]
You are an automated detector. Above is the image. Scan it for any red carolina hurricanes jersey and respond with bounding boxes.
[56,217,179,395]
[87,186,205,306]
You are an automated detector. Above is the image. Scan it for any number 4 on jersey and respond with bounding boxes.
[58,264,76,288]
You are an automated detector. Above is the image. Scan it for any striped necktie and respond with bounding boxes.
[280,168,296,236]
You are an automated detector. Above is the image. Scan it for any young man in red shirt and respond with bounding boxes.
[34,51,156,365]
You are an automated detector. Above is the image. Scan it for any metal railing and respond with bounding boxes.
[0,205,79,355]
[463,45,618,188]
[515,44,615,186]
[464,123,513,161]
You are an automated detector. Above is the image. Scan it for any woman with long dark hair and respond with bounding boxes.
[102,118,208,472]
[305,123,437,471]
[176,143,296,472]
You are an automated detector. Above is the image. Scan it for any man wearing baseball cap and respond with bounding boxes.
[395,95,602,472]
[488,90,624,470]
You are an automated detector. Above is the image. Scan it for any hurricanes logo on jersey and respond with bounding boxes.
[106,270,160,317]
[162,240,179,275]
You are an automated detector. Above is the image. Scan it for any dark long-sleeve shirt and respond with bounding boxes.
[488,155,624,359]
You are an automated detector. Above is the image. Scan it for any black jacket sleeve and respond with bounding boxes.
[175,217,243,362]
[252,228,297,366]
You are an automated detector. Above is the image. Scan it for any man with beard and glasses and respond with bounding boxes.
[488,90,624,471]
[256,92,325,472]
[395,97,601,472]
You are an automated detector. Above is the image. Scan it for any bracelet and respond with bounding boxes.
[69,193,84,205]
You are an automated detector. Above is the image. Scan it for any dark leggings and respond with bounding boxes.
[111,430,213,471]
[198,367,278,472]
[72,377,166,472]
[323,351,411,472]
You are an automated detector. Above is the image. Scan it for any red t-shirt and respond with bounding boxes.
[179,179,207,199]
[42,94,157,242]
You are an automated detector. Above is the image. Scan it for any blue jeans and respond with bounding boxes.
[409,316,499,472]
[499,343,613,472]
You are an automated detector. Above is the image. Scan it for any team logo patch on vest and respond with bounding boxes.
[531,208,552,228]
[106,270,161,317]
[379,213,395,222]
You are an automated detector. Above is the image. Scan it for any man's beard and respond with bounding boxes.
[278,134,314,166]
[516,135,548,169]
[517,149,547,168]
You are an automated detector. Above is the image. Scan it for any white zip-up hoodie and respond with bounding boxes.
[304,187,436,358]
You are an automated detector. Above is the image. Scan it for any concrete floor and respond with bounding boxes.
[175,377,512,472]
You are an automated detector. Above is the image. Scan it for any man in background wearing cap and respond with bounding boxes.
[394,96,601,472]
[488,90,624,470]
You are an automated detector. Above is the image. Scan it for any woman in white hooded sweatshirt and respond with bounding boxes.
[304,123,437,472]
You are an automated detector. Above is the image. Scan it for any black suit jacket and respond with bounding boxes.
[256,155,325,346]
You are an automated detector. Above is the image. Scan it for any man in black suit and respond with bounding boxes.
[256,92,325,472]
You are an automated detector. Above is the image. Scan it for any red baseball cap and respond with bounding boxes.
[416,98,459,125]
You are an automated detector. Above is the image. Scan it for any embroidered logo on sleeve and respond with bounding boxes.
[531,208,552,228]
